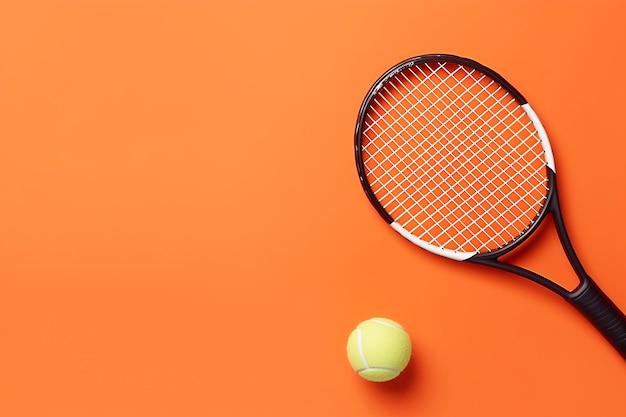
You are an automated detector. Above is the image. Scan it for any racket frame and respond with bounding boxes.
[355,56,554,260]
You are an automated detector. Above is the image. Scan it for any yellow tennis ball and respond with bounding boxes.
[346,317,412,382]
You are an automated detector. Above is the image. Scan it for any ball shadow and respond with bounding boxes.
[362,350,421,397]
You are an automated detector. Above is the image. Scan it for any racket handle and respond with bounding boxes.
[569,279,626,360]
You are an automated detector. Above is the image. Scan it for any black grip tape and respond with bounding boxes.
[569,279,626,360]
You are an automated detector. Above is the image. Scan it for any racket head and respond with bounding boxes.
[355,54,556,261]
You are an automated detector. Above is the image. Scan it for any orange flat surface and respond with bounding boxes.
[0,1,625,416]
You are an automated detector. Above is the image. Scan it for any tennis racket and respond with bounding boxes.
[354,54,626,359]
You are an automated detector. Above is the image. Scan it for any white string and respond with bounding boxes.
[361,61,549,253]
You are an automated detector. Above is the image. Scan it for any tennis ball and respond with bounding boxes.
[346,317,412,382]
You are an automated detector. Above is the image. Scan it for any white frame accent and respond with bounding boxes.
[522,103,556,172]
[390,222,477,261]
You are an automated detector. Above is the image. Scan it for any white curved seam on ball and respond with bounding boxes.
[371,319,402,331]
[356,328,369,369]
[357,366,400,373]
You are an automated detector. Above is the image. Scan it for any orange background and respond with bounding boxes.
[1,1,625,416]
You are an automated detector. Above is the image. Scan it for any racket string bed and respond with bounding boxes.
[361,62,549,254]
